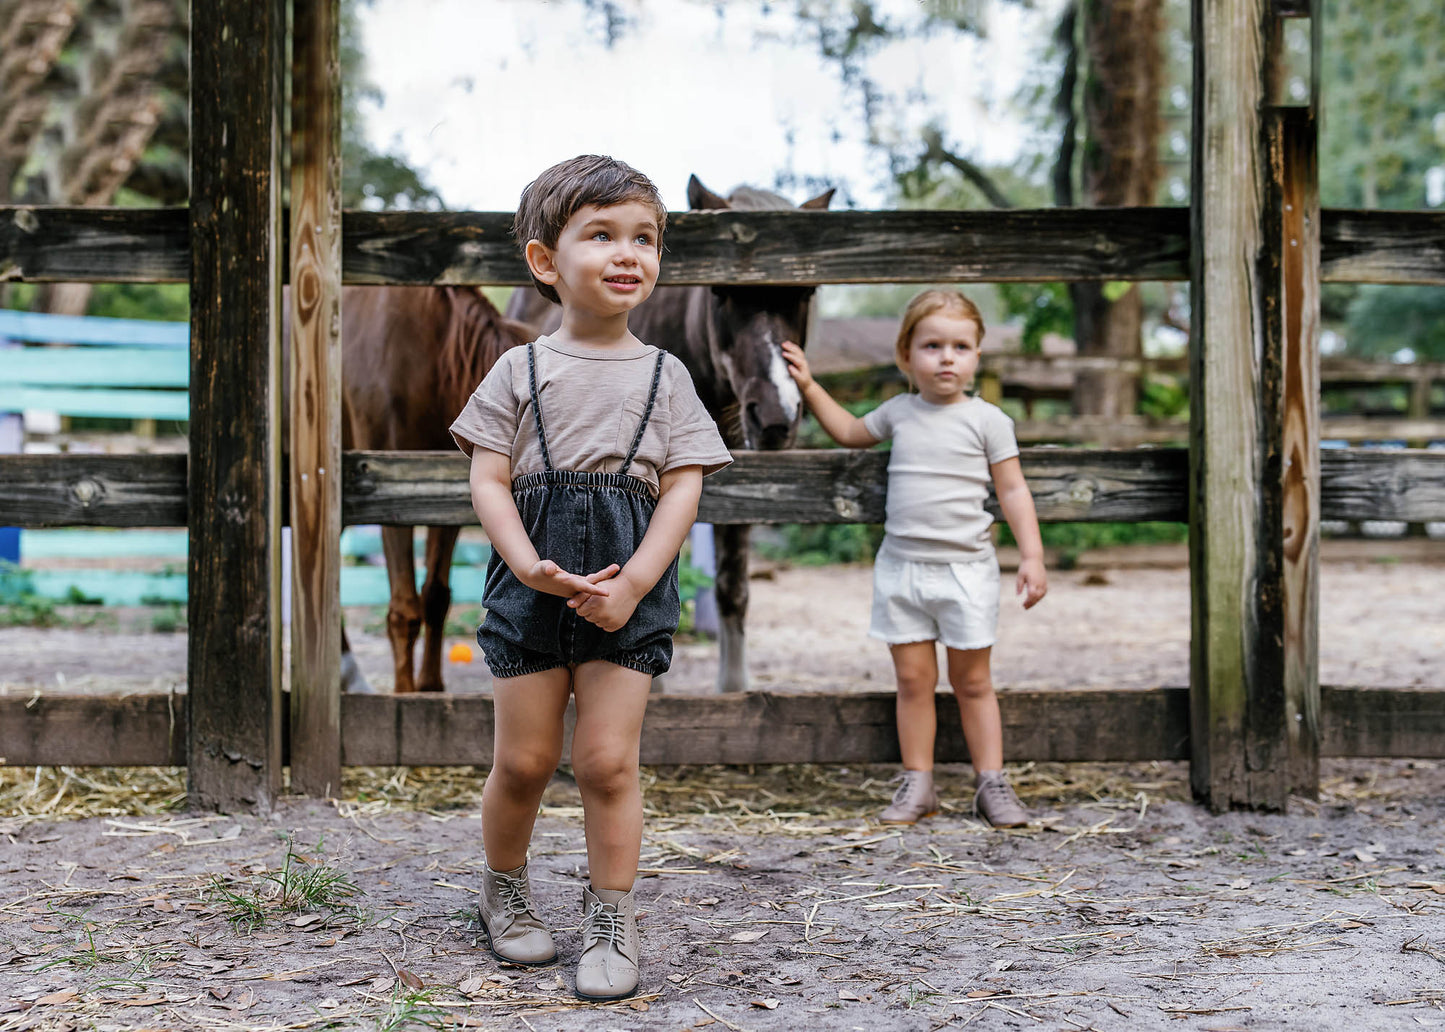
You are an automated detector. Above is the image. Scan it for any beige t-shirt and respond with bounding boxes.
[449,335,732,495]
[862,393,1020,563]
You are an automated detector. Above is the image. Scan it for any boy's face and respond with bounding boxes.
[527,201,662,318]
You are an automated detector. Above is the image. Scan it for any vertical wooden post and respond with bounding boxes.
[289,0,344,797]
[1189,0,1292,810]
[1271,105,1320,797]
[1273,0,1321,796]
[188,0,286,811]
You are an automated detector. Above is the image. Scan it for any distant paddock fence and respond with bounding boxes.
[2,0,1445,813]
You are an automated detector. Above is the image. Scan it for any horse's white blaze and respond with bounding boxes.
[767,345,801,422]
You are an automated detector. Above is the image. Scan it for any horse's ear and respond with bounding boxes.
[687,174,730,211]
[799,187,836,210]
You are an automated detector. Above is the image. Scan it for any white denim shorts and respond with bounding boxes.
[868,551,1000,651]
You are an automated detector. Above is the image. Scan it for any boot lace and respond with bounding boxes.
[974,775,1022,818]
[495,873,537,917]
[583,901,625,949]
[889,770,926,807]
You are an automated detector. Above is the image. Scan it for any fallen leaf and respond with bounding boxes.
[1339,920,1370,929]
[698,897,720,906]
[208,987,231,1001]
[838,989,870,1002]
[292,914,324,928]
[29,924,61,933]
[459,976,484,996]
[628,1000,650,1011]
[397,969,424,991]
[750,998,780,1009]
[318,998,340,1009]
[730,930,768,943]
[36,989,78,1006]
[230,989,256,1011]
[1353,849,1376,864]
[1228,878,1252,889]
[121,995,167,1006]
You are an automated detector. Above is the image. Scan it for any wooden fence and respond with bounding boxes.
[2,0,1445,812]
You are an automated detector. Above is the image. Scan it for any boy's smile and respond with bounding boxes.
[905,311,981,405]
[527,201,662,327]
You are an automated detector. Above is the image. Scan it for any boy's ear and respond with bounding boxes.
[524,239,558,287]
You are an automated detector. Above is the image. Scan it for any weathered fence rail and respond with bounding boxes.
[4,206,1445,286]
[5,685,1443,769]
[5,447,1445,529]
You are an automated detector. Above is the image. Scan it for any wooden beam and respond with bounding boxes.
[1189,0,1289,811]
[5,447,1445,529]
[1273,108,1322,796]
[287,0,344,799]
[187,0,286,813]
[7,686,1443,767]
[6,205,1444,286]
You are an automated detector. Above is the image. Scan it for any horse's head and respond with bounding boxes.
[688,175,835,450]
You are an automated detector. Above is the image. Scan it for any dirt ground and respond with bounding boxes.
[3,541,1444,1030]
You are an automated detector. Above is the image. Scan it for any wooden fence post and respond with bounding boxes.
[1189,0,1292,810]
[289,0,344,797]
[187,0,286,811]
[1271,103,1321,796]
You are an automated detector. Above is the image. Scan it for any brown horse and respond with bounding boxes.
[332,286,531,693]
[508,175,835,692]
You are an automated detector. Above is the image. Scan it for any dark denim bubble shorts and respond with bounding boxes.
[476,343,679,680]
[477,471,679,679]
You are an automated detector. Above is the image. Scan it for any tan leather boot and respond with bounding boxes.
[478,862,556,966]
[574,886,640,1001]
[879,768,939,825]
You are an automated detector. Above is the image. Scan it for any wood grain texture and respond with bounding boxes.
[1189,0,1284,811]
[1274,109,1322,795]
[5,448,1444,529]
[186,0,285,813]
[287,0,343,798]
[7,205,1443,286]
[7,687,1441,767]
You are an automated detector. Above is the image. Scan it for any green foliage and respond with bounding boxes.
[0,566,58,628]
[1343,285,1445,362]
[1138,376,1189,420]
[995,282,1073,354]
[760,523,886,566]
[85,283,189,322]
[998,520,1188,569]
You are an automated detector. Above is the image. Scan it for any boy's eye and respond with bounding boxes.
[635,234,652,246]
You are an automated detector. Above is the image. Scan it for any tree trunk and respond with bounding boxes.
[1071,0,1164,419]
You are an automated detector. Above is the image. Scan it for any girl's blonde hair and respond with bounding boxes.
[893,289,986,374]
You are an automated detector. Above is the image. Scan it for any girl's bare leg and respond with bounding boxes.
[946,646,1002,772]
[482,667,573,870]
[889,640,940,770]
[570,660,653,892]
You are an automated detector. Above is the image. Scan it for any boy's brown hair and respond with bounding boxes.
[513,155,667,303]
[894,289,987,375]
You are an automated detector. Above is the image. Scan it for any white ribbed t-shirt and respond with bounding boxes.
[862,393,1020,563]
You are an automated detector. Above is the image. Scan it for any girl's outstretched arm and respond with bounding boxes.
[990,456,1048,609]
[571,464,703,633]
[781,341,879,448]
[469,447,615,598]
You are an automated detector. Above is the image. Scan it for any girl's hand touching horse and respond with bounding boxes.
[780,341,814,391]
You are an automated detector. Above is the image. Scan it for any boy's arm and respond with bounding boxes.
[781,341,879,448]
[570,464,703,633]
[469,447,614,598]
[990,456,1048,610]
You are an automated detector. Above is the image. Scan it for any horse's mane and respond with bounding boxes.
[437,287,532,416]
[724,186,795,212]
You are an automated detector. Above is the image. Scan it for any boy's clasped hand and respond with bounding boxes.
[522,558,642,633]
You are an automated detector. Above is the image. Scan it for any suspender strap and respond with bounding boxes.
[619,349,667,476]
[525,342,554,472]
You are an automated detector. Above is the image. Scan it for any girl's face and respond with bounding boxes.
[904,311,981,405]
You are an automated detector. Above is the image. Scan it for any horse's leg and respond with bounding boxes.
[417,525,461,693]
[339,621,376,694]
[382,525,423,694]
[713,523,751,693]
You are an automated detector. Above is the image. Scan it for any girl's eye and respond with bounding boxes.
[592,231,610,241]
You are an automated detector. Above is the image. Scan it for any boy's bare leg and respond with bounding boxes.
[483,667,573,870]
[570,660,652,891]
[946,646,1002,771]
[889,641,940,770]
